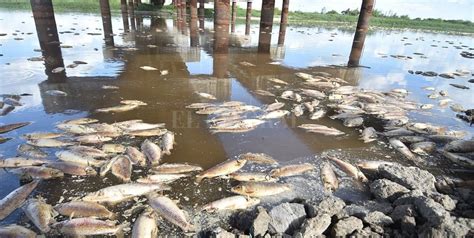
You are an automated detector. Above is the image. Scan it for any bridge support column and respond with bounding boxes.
[120,0,130,32]
[230,0,237,33]
[348,0,374,67]
[190,0,199,46]
[99,0,114,46]
[198,0,205,29]
[277,0,288,45]
[213,0,230,78]
[258,0,275,53]
[245,0,252,35]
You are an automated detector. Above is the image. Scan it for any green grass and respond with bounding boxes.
[1,1,473,33]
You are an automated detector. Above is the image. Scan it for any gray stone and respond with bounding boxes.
[417,217,472,238]
[379,164,436,192]
[400,216,417,235]
[370,224,384,234]
[339,204,370,219]
[428,192,456,211]
[370,179,410,202]
[251,207,271,237]
[209,227,236,238]
[268,203,306,235]
[363,211,394,226]
[354,200,394,214]
[304,196,345,218]
[300,213,331,237]
[412,196,451,226]
[390,205,416,222]
[434,176,456,194]
[331,216,364,237]
[350,228,382,238]
[393,190,424,206]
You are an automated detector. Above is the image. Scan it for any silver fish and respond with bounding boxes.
[22,198,57,233]
[147,195,193,231]
[0,180,39,220]
[202,196,260,211]
[231,182,291,197]
[82,183,169,204]
[161,131,175,155]
[54,201,115,219]
[196,159,246,182]
[51,218,127,236]
[17,144,48,159]
[132,208,158,238]
[0,224,36,238]
[141,139,162,165]
[327,156,367,182]
[125,146,147,166]
[320,162,338,192]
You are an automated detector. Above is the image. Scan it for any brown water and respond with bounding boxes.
[0,7,473,234]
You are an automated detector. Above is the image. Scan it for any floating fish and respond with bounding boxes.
[231,182,291,197]
[147,195,193,231]
[196,159,246,182]
[202,196,260,211]
[0,180,39,220]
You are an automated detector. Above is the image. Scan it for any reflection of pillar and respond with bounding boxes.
[134,0,139,7]
[30,0,65,80]
[198,0,205,29]
[245,0,252,35]
[121,0,130,32]
[176,0,181,32]
[213,0,230,78]
[277,0,288,46]
[231,0,237,33]
[100,0,114,46]
[190,0,199,46]
[129,0,136,31]
[258,0,275,53]
[348,0,374,67]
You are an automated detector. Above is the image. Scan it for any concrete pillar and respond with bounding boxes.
[245,0,252,35]
[129,0,136,31]
[134,0,139,7]
[348,0,374,67]
[99,0,114,46]
[277,0,288,45]
[120,0,129,32]
[257,0,275,53]
[190,0,199,46]
[231,0,237,33]
[30,0,65,80]
[198,0,205,29]
[213,0,230,78]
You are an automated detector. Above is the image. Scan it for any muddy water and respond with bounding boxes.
[0,8,473,233]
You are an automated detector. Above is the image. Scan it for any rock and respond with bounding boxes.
[435,176,456,194]
[299,213,331,237]
[370,179,410,202]
[331,216,363,237]
[400,216,417,235]
[363,211,394,226]
[229,210,256,233]
[379,164,436,192]
[370,224,384,234]
[337,201,393,220]
[355,200,394,214]
[209,227,236,238]
[251,207,271,237]
[268,203,306,235]
[413,196,451,226]
[390,205,416,222]
[429,192,456,211]
[304,196,345,218]
[417,216,472,237]
[350,228,382,238]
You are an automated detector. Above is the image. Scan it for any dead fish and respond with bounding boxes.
[450,103,465,113]
[22,198,57,233]
[450,83,469,89]
[118,122,165,131]
[111,156,132,182]
[102,144,126,154]
[136,174,189,184]
[125,146,147,166]
[73,60,87,65]
[75,134,112,144]
[51,67,64,73]
[210,119,265,133]
[0,224,36,238]
[357,161,394,172]
[397,136,428,144]
[132,209,158,238]
[0,157,48,168]
[147,195,193,231]
[0,122,31,134]
[229,172,276,182]
[327,157,368,182]
[22,132,62,140]
[439,98,452,107]
[99,156,119,177]
[196,92,217,100]
[444,140,474,153]
[140,66,158,71]
[17,144,48,159]
[309,108,326,120]
[410,141,436,156]
[281,91,302,102]
[238,153,278,165]
[56,151,105,167]
[300,89,325,99]
[46,162,97,176]
[202,196,260,212]
[360,127,377,143]
[254,90,275,97]
[0,180,39,220]
[27,138,73,148]
[120,100,147,106]
[420,104,434,110]
[343,117,364,127]
[383,128,414,137]
[3,98,23,106]
[88,123,123,136]
[141,139,162,165]
[259,110,290,119]
[239,61,255,67]
[270,163,314,178]
[1,106,15,116]
[10,166,64,180]
[152,163,202,174]
[267,78,288,85]
[0,137,11,144]
[63,117,98,125]
[389,138,419,161]
[295,72,316,81]
[298,124,345,136]
[57,123,97,134]
[69,145,108,158]
[196,159,246,182]
[51,218,127,236]
[82,183,169,204]
[264,102,285,112]
[161,131,175,155]
[442,151,474,168]
[54,201,114,219]
[102,85,119,90]
[45,90,67,96]
[231,182,291,197]
[304,81,340,89]
[96,104,139,113]
[292,104,305,117]
[320,162,338,192]
[185,103,215,109]
[127,128,167,137]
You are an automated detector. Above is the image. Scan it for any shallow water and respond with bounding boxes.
[0,7,473,233]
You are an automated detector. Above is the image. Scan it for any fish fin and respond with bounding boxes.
[195,175,204,183]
